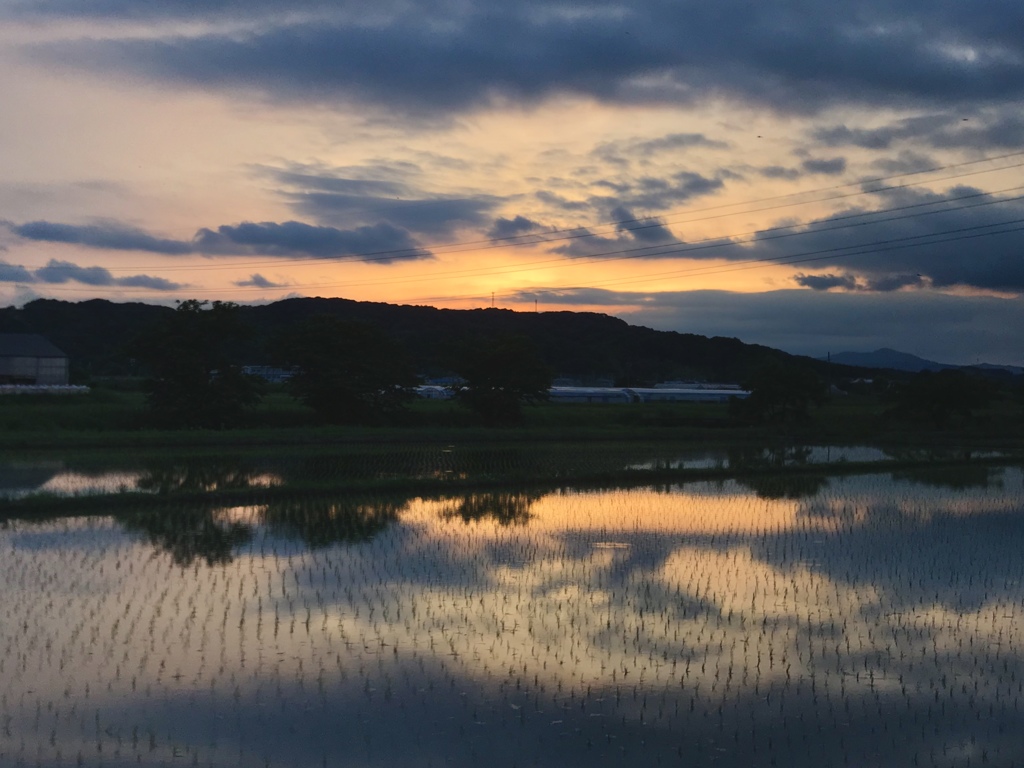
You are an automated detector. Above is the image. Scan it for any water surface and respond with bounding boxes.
[2,468,1023,766]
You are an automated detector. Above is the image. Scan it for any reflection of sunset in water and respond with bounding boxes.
[2,469,1023,766]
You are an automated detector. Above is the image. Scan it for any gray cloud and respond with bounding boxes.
[288,193,497,237]
[814,110,1024,151]
[609,205,675,244]
[870,151,938,175]
[592,132,729,166]
[264,165,500,236]
[194,221,431,262]
[35,260,122,285]
[515,287,1024,366]
[32,259,183,290]
[534,170,725,226]
[659,185,1024,292]
[794,272,858,291]
[234,273,288,288]
[550,206,682,258]
[759,166,802,180]
[31,1,1024,117]
[486,215,544,240]
[115,274,184,290]
[12,220,192,254]
[6,217,431,263]
[0,261,38,283]
[619,171,725,210]
[793,271,926,293]
[801,157,847,176]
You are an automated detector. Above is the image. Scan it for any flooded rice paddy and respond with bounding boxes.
[0,443,998,501]
[2,459,1024,766]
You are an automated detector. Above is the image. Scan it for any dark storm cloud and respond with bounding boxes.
[193,221,431,262]
[234,273,287,288]
[12,220,192,254]
[513,287,1024,365]
[30,0,1024,116]
[32,259,183,290]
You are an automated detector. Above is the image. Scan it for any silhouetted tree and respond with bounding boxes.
[887,369,994,428]
[133,300,261,428]
[451,334,551,424]
[732,362,825,423]
[274,316,416,424]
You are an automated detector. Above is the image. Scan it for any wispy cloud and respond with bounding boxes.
[7,258,185,290]
[234,273,289,288]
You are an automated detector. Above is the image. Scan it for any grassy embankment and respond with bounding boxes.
[2,384,1023,448]
[2,383,1022,516]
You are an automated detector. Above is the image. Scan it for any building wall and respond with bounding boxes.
[0,356,69,385]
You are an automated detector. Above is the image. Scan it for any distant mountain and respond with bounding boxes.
[828,348,955,372]
[828,348,1023,375]
[967,362,1024,376]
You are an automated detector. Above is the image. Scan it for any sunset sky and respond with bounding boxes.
[2,0,1023,364]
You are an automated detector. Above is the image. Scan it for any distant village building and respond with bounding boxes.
[0,334,69,386]
[241,365,296,384]
[547,386,749,404]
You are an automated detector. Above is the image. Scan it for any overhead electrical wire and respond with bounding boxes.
[21,150,1024,298]
[79,148,1024,275]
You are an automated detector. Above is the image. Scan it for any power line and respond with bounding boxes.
[73,149,1024,274]
[83,182,1024,295]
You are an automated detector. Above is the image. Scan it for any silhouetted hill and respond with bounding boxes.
[1,297,856,385]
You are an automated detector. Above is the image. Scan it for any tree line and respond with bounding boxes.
[134,300,551,428]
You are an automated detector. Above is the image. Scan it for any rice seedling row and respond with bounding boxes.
[2,468,1023,766]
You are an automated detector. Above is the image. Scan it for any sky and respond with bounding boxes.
[1,0,1024,365]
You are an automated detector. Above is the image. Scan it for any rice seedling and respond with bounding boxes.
[0,462,1022,765]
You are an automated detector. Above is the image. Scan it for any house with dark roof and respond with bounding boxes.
[0,334,69,385]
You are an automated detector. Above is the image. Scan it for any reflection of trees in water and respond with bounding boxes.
[116,495,405,565]
[439,491,540,526]
[262,497,403,547]
[137,461,276,494]
[726,444,826,499]
[735,473,829,500]
[891,463,1002,491]
[727,444,813,470]
[116,507,252,567]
